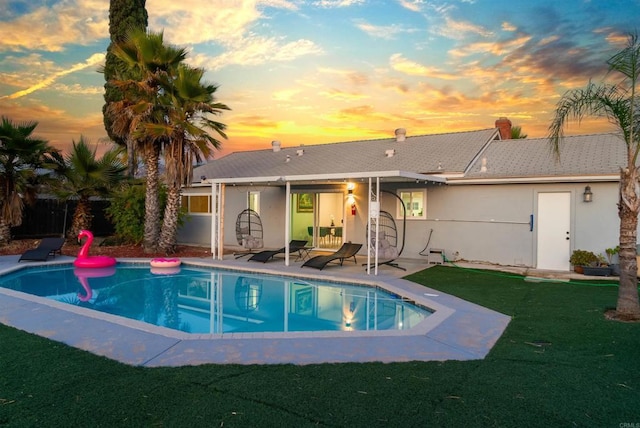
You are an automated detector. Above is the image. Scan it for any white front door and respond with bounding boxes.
[537,192,571,270]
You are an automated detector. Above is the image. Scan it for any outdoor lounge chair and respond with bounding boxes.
[18,237,65,262]
[248,239,309,263]
[301,242,362,270]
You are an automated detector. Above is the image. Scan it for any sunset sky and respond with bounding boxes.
[0,0,638,158]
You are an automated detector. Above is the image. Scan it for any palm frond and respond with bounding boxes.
[548,82,631,155]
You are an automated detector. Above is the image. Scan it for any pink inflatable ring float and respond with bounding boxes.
[150,257,181,269]
[150,266,181,275]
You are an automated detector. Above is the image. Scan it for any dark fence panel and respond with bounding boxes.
[12,199,114,239]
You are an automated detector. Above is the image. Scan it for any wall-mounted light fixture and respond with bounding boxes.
[583,186,593,203]
[346,183,356,205]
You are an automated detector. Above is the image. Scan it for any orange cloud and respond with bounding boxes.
[389,54,460,80]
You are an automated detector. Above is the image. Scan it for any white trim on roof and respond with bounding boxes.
[203,170,447,185]
[462,129,499,175]
[449,174,620,185]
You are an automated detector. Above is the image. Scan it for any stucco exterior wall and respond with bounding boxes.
[179,186,287,249]
[177,186,211,246]
[178,181,622,269]
[407,182,620,267]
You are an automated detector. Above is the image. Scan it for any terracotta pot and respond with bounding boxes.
[574,265,584,274]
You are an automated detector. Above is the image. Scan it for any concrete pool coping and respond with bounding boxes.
[0,255,511,366]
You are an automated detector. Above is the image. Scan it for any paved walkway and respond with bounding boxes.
[0,254,515,366]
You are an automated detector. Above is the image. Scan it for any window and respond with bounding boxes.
[248,191,260,214]
[398,190,426,219]
[181,195,211,214]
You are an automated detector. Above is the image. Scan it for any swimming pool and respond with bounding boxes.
[0,264,431,335]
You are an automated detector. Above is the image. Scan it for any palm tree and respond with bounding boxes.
[105,29,187,253]
[549,32,640,320]
[46,137,126,239]
[102,0,148,177]
[0,117,55,244]
[511,126,528,139]
[144,65,229,253]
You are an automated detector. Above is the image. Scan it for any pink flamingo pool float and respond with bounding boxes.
[74,266,116,302]
[74,230,116,268]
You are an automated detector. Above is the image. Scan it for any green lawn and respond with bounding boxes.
[1,265,639,427]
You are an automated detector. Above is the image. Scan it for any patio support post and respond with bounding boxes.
[210,182,224,261]
[210,181,217,259]
[366,177,380,275]
[285,180,291,266]
[217,183,225,260]
[367,178,371,274]
[375,177,380,275]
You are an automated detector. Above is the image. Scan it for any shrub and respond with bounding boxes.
[569,249,598,266]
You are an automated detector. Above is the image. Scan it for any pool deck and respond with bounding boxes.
[0,254,513,366]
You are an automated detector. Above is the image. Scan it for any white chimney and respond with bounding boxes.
[385,149,396,158]
[395,128,406,142]
[272,140,281,152]
[296,149,304,156]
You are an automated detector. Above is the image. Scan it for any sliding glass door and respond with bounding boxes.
[290,192,344,249]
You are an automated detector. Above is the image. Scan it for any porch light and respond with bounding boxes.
[583,186,593,203]
[346,190,355,205]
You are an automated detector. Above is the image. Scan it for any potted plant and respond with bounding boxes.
[605,246,620,276]
[569,249,598,274]
[582,253,613,276]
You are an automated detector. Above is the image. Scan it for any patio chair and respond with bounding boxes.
[365,210,406,271]
[248,239,309,263]
[234,208,264,258]
[302,242,362,270]
[18,237,65,262]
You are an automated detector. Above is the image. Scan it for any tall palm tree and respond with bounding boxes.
[0,117,55,244]
[46,137,126,239]
[105,29,187,253]
[143,65,229,253]
[103,0,148,177]
[549,32,640,320]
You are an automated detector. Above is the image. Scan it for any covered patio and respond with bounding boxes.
[205,170,446,275]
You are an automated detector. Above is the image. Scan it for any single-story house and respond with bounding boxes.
[179,117,626,272]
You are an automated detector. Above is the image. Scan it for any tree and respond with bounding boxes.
[549,32,640,320]
[102,0,148,177]
[147,65,229,252]
[105,29,187,253]
[511,126,527,139]
[0,117,55,244]
[105,180,171,245]
[46,137,126,239]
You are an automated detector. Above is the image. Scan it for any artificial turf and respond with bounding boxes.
[1,265,638,427]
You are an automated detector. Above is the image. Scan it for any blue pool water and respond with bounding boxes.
[0,264,431,335]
